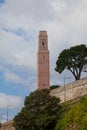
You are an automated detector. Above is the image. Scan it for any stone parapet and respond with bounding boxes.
[50,77,87,102]
[0,120,15,130]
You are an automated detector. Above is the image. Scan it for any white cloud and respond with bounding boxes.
[4,70,36,90]
[0,0,87,120]
[4,71,24,83]
[0,93,21,109]
[0,0,87,88]
[0,66,36,92]
[0,0,54,30]
[0,28,36,70]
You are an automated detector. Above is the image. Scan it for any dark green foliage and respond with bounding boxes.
[0,122,2,128]
[50,85,60,90]
[14,89,62,130]
[55,44,87,80]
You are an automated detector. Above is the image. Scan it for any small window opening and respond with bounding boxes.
[42,43,44,49]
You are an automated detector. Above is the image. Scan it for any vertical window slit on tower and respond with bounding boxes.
[42,43,44,49]
[42,39,45,50]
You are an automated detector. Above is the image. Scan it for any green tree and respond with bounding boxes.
[55,44,87,80]
[50,85,60,90]
[0,122,2,128]
[14,89,63,130]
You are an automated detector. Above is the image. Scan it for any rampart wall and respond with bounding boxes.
[0,120,15,130]
[50,77,87,102]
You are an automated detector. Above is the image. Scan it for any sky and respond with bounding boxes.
[0,0,87,122]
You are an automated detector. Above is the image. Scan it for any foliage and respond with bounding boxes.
[50,85,60,90]
[55,44,87,80]
[55,96,87,130]
[14,89,63,130]
[0,122,2,128]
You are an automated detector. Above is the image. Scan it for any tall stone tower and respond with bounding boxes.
[37,31,50,89]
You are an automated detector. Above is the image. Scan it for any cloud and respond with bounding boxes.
[4,70,36,90]
[0,28,36,70]
[0,0,55,30]
[0,0,87,120]
[0,92,21,109]
[0,1,87,84]
[0,66,36,92]
[0,0,87,87]
[4,71,24,83]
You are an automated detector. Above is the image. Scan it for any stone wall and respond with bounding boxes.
[0,120,15,130]
[50,77,87,102]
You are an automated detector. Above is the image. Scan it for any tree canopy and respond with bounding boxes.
[50,85,60,90]
[14,89,63,130]
[0,122,2,128]
[55,44,87,80]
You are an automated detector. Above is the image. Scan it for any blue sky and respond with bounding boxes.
[0,0,4,4]
[0,0,87,122]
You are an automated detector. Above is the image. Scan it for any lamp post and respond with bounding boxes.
[64,76,71,102]
[7,105,13,122]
